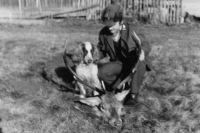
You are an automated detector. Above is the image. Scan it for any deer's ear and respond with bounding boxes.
[115,90,130,102]
[79,97,101,106]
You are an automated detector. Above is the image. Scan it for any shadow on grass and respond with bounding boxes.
[55,66,74,84]
[41,66,79,94]
[54,66,79,93]
[195,84,200,88]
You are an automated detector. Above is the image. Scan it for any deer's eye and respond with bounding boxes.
[121,108,126,115]
[100,105,106,111]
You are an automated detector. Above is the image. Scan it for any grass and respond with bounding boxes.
[0,19,200,133]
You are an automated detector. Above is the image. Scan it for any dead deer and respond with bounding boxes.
[79,81,130,128]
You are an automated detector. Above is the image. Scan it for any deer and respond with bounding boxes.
[79,81,130,128]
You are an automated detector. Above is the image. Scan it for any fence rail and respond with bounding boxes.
[0,0,110,8]
[0,0,183,24]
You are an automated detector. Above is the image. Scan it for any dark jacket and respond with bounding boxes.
[97,22,152,71]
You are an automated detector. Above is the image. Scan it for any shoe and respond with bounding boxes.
[124,93,138,106]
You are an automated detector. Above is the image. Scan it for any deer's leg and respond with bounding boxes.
[77,83,86,98]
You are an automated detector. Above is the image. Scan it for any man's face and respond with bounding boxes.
[108,22,121,36]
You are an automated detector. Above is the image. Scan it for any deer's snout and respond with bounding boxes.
[109,119,122,127]
[115,119,122,127]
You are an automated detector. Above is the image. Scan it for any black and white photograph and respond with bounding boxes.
[0,0,200,133]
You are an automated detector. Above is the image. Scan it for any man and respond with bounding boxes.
[97,3,152,105]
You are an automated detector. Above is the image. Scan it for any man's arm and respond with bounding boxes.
[97,41,110,64]
[97,41,107,60]
[136,33,151,56]
[97,34,111,64]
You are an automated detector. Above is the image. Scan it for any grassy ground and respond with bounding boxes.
[0,19,200,133]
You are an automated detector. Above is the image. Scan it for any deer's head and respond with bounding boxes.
[79,88,129,128]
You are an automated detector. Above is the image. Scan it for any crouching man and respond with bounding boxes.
[97,3,152,105]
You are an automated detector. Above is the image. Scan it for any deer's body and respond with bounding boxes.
[80,89,129,127]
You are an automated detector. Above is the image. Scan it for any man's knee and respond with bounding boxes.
[98,67,108,80]
[137,61,147,72]
[134,62,147,81]
[98,65,117,82]
[130,62,147,91]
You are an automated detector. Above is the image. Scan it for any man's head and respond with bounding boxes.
[101,4,123,27]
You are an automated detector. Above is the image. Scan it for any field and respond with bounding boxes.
[0,19,200,133]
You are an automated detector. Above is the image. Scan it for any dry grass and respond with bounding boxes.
[0,19,200,133]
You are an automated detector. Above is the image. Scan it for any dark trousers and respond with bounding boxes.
[98,60,146,94]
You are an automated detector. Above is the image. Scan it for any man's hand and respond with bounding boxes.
[132,50,144,73]
[97,56,110,66]
[132,31,144,61]
[139,50,145,61]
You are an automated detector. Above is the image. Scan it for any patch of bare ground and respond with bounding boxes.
[0,19,200,133]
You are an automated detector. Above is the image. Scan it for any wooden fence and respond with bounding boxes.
[0,0,183,24]
[123,0,183,24]
[0,0,111,19]
[0,0,109,8]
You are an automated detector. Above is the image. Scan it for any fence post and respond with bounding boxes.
[144,0,147,15]
[60,0,63,9]
[170,0,173,23]
[18,0,22,19]
[176,0,179,24]
[123,0,126,17]
[169,0,171,23]
[180,0,183,23]
[175,0,177,23]
[147,0,149,18]
[38,0,42,14]
[160,0,162,22]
